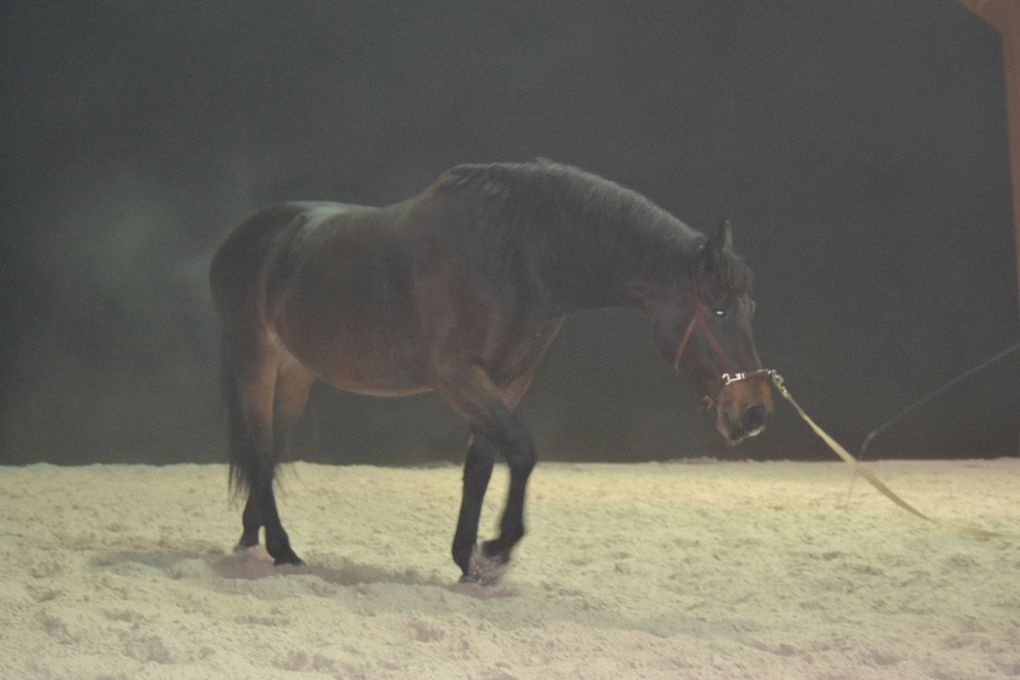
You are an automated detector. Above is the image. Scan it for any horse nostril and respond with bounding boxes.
[744,405,769,431]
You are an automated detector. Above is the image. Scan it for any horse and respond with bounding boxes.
[209,159,773,583]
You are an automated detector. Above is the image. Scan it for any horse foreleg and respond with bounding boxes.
[451,430,497,578]
[484,430,535,571]
[437,364,536,583]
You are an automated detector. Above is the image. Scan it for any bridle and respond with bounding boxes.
[671,281,771,408]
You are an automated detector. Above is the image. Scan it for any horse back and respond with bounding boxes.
[211,200,434,394]
[210,202,372,332]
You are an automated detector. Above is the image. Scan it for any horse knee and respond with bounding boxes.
[465,433,497,466]
[505,430,536,473]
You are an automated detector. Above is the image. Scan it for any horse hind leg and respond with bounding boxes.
[236,494,262,550]
[234,356,311,551]
[223,334,310,565]
[261,352,316,563]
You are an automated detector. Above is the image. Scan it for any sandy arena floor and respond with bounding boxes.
[0,458,1018,679]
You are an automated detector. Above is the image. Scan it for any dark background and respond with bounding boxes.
[1,0,1017,467]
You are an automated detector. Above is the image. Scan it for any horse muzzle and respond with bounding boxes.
[714,371,774,444]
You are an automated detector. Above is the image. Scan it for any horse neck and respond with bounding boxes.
[537,213,697,314]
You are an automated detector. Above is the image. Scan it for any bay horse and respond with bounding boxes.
[209,159,772,583]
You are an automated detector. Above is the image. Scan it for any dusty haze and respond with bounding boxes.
[0,1,1016,466]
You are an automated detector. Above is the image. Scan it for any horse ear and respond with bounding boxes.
[705,219,733,270]
[708,220,732,257]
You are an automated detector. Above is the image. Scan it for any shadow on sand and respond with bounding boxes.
[92,545,518,600]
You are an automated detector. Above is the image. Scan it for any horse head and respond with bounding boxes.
[628,220,773,444]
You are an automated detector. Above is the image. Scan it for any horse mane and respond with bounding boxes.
[439,159,751,296]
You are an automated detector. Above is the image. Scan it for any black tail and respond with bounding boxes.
[221,340,256,502]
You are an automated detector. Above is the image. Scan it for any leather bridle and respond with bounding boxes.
[671,282,771,406]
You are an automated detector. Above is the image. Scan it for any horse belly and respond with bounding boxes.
[276,308,431,396]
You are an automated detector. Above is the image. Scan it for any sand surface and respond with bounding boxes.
[0,458,1018,679]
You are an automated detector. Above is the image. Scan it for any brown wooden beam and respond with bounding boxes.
[960,0,1020,323]
[1005,18,1020,323]
[958,0,1013,34]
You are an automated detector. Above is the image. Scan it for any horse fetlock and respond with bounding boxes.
[235,531,260,551]
[499,522,525,547]
[482,537,514,562]
[452,538,475,575]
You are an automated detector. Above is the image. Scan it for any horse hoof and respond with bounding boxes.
[271,548,305,567]
[464,544,507,585]
[274,557,304,567]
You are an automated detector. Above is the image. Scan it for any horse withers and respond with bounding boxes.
[209,159,772,583]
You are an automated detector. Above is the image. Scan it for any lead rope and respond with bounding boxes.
[846,342,1020,508]
[672,285,1013,538]
[767,370,1009,539]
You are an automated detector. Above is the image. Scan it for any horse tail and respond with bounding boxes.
[211,212,277,503]
[220,337,258,502]
[212,206,304,503]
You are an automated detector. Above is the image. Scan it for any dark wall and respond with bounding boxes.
[1,1,1016,466]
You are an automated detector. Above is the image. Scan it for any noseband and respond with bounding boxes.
[671,283,771,406]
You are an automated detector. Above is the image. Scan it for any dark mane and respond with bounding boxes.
[440,159,706,283]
